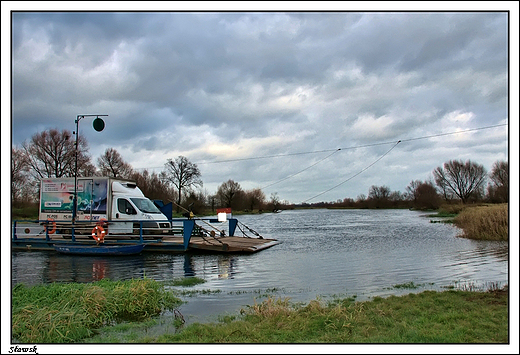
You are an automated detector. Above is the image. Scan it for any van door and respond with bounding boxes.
[109,197,135,234]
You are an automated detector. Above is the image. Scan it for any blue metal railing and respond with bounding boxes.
[12,217,239,252]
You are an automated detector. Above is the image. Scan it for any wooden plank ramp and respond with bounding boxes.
[189,236,280,253]
[144,235,280,253]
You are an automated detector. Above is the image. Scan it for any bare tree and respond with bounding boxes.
[163,156,203,211]
[269,192,281,211]
[11,147,30,204]
[416,181,442,210]
[216,179,242,208]
[433,159,487,204]
[129,169,177,202]
[22,128,93,178]
[97,148,133,178]
[368,185,391,200]
[405,179,441,209]
[245,188,266,211]
[405,180,422,204]
[488,160,508,203]
[489,160,508,189]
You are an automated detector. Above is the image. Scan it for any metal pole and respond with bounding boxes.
[72,114,108,224]
[73,115,82,224]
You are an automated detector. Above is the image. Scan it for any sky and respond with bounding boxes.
[3,3,519,205]
[2,4,519,353]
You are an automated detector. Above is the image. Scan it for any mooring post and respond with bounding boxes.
[228,218,237,236]
[183,219,195,250]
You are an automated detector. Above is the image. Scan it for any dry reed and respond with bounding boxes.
[454,203,508,240]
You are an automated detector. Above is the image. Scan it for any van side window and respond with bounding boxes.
[118,199,136,215]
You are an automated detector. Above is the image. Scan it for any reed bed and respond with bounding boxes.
[12,278,181,343]
[454,203,508,240]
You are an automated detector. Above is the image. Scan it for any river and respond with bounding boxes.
[11,209,508,325]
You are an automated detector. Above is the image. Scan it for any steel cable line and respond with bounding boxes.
[135,123,507,170]
[301,140,402,203]
[260,148,341,190]
[194,123,507,165]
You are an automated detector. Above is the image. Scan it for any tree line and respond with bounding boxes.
[12,128,508,213]
[11,128,281,214]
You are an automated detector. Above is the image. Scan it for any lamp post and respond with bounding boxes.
[72,114,108,223]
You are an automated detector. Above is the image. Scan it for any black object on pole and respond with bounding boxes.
[72,114,108,223]
[93,117,105,132]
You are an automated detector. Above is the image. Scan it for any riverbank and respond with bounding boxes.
[11,278,184,343]
[95,287,508,344]
[11,278,508,344]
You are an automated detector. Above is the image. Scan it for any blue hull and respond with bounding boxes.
[54,244,145,256]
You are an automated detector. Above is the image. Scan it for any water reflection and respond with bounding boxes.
[11,251,242,287]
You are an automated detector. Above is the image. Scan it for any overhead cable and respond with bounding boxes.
[135,123,507,170]
[195,123,507,165]
[260,148,341,190]
[301,141,401,203]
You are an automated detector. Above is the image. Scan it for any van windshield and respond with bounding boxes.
[130,198,162,214]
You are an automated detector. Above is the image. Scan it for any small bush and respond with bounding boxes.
[454,204,508,240]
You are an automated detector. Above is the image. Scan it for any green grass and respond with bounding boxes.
[154,289,508,343]
[16,280,507,344]
[161,277,206,287]
[12,278,182,343]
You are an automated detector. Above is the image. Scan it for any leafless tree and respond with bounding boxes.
[405,179,441,209]
[433,159,487,204]
[245,188,266,211]
[216,179,242,208]
[269,192,281,211]
[416,181,442,209]
[368,185,392,208]
[488,160,508,203]
[163,156,202,211]
[405,180,422,203]
[11,147,30,204]
[97,148,133,178]
[129,169,177,202]
[22,128,93,179]
[489,160,508,189]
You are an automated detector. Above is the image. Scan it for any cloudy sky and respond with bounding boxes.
[4,4,518,204]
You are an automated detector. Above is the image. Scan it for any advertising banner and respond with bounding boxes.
[39,178,108,221]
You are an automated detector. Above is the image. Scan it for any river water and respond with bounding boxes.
[11,209,509,325]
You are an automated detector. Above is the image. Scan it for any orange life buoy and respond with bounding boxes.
[92,225,105,244]
[44,218,57,234]
[97,218,108,226]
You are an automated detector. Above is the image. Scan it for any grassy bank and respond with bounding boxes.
[454,203,508,241]
[12,279,508,344]
[81,288,508,344]
[12,278,183,343]
[154,289,508,344]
